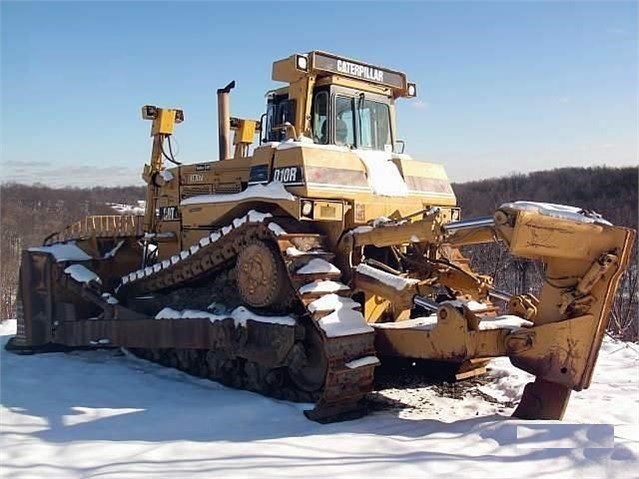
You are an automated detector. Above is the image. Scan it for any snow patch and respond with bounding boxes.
[101,293,119,305]
[296,259,340,275]
[207,302,229,315]
[466,300,489,312]
[159,169,174,182]
[108,200,145,215]
[64,264,101,285]
[29,242,92,262]
[373,216,393,227]
[286,246,327,257]
[501,201,612,226]
[442,299,490,312]
[350,225,374,234]
[478,315,533,331]
[299,280,349,294]
[355,150,409,197]
[233,216,248,227]
[231,306,296,327]
[317,307,374,338]
[371,315,439,331]
[144,232,175,239]
[308,294,359,313]
[268,222,287,236]
[345,355,380,369]
[276,139,350,153]
[103,240,124,259]
[155,306,296,327]
[356,263,419,291]
[181,182,295,206]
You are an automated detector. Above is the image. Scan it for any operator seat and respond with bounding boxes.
[335,118,349,146]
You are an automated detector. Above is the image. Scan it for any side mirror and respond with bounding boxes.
[394,140,406,154]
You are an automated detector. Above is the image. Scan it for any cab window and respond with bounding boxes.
[357,99,391,150]
[335,96,355,147]
[265,97,296,142]
[312,91,328,144]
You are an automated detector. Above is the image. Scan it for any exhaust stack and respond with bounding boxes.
[217,81,236,160]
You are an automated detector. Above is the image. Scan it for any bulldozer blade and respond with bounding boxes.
[512,378,571,420]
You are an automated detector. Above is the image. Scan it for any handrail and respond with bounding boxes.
[44,215,145,245]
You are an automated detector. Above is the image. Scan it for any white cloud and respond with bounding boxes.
[0,160,145,187]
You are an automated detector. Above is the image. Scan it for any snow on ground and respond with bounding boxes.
[1,319,637,479]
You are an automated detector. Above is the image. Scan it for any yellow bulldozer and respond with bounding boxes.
[7,51,636,423]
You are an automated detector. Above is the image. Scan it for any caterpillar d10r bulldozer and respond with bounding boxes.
[8,51,636,423]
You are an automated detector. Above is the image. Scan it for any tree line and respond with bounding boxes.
[0,183,145,319]
[1,166,636,338]
[453,166,637,340]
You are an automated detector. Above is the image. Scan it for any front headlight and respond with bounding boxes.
[301,200,313,217]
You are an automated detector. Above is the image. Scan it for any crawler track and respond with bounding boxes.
[109,216,379,422]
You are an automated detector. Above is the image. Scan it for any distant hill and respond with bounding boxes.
[453,166,638,230]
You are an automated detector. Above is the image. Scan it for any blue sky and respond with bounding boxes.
[1,1,637,186]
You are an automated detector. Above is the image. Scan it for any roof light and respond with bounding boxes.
[142,105,158,120]
[407,83,417,97]
[295,55,308,72]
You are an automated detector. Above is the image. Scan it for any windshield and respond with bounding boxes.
[357,98,391,151]
[335,95,391,151]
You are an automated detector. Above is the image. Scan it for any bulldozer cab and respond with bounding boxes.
[262,51,416,151]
